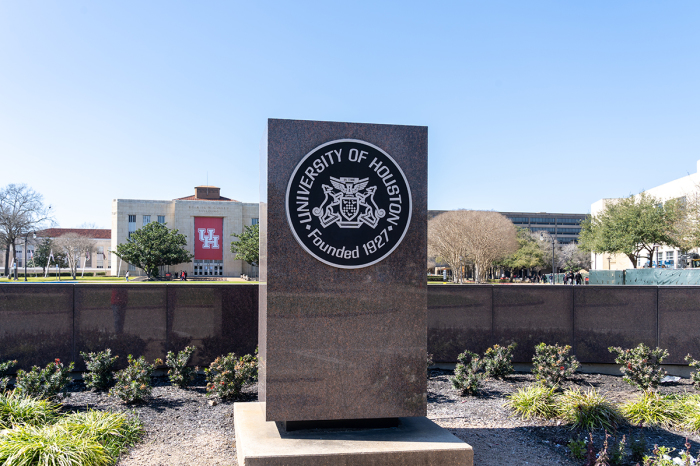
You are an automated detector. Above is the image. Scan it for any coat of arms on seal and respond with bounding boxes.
[286,139,412,269]
[312,177,386,229]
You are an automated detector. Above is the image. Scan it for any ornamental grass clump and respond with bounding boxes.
[57,410,143,459]
[505,384,558,420]
[0,424,111,466]
[531,342,580,387]
[109,355,159,403]
[450,351,484,396]
[0,391,59,429]
[15,359,75,400]
[165,346,197,389]
[609,344,669,391]
[675,394,700,433]
[621,391,683,429]
[205,351,258,400]
[81,349,119,391]
[557,387,622,430]
[482,343,516,379]
[685,354,700,391]
[0,359,16,392]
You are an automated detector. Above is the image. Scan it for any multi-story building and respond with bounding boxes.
[111,186,259,277]
[591,160,700,270]
[428,210,587,244]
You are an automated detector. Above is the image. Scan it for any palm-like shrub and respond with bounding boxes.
[450,351,484,396]
[531,342,579,387]
[15,359,75,400]
[205,351,257,400]
[81,349,119,391]
[557,388,622,430]
[165,346,197,389]
[109,355,158,403]
[0,360,17,392]
[609,344,668,391]
[685,354,700,391]
[482,343,516,379]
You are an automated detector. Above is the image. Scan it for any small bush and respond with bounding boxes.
[205,351,257,400]
[643,443,700,466]
[0,424,111,466]
[482,343,516,379]
[557,388,622,430]
[567,435,587,460]
[0,359,16,392]
[450,351,484,396]
[57,410,143,459]
[81,349,119,391]
[15,359,75,400]
[0,391,59,429]
[621,391,683,428]
[165,346,197,389]
[505,384,558,420]
[609,344,668,391]
[109,355,158,403]
[676,394,700,433]
[531,342,579,387]
[685,354,700,391]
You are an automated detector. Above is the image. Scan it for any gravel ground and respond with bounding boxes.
[56,371,700,466]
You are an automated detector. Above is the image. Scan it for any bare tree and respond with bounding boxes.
[54,233,96,280]
[428,211,469,283]
[0,184,54,276]
[428,210,518,283]
[461,211,518,282]
[558,242,592,272]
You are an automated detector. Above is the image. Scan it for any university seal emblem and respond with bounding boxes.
[286,139,412,268]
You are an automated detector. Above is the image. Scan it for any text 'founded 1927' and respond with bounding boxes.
[285,139,412,269]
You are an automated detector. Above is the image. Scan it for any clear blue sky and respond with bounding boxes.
[1,1,699,228]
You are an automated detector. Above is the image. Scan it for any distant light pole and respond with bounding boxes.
[23,231,36,282]
[540,232,555,285]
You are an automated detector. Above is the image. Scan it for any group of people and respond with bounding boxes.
[563,271,583,285]
[177,270,188,281]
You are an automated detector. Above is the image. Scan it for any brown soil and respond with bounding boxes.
[57,371,700,466]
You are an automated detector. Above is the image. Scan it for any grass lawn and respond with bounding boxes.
[1,276,258,284]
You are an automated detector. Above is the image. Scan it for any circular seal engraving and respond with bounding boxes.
[286,139,412,269]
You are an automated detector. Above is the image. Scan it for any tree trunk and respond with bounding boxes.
[627,253,637,268]
[4,243,9,276]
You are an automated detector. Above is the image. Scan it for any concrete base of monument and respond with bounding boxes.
[234,402,473,466]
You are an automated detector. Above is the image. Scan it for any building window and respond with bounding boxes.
[129,263,136,271]
[556,218,582,225]
[128,215,136,223]
[252,218,259,225]
[128,215,136,239]
[143,215,150,226]
[158,215,165,224]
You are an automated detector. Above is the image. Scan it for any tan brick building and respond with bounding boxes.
[111,186,258,277]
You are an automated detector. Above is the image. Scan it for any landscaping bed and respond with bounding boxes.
[47,370,700,466]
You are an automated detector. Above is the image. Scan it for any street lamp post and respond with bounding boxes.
[540,232,555,285]
[24,231,36,282]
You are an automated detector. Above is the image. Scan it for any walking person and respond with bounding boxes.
[125,270,129,282]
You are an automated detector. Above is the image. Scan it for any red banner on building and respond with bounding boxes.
[194,217,223,260]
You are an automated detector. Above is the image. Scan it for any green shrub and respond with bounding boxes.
[685,354,700,391]
[81,349,119,391]
[531,342,579,387]
[609,344,668,391]
[0,391,59,429]
[557,388,622,430]
[205,351,257,400]
[621,391,682,428]
[450,351,484,396]
[0,359,16,392]
[0,424,111,466]
[15,359,75,400]
[165,346,197,389]
[109,355,158,403]
[675,394,700,432]
[482,343,516,379]
[505,384,559,419]
[643,443,700,466]
[567,435,587,460]
[57,410,143,459]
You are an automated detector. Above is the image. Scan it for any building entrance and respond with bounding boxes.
[193,260,223,276]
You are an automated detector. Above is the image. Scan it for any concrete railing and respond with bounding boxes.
[1,284,697,370]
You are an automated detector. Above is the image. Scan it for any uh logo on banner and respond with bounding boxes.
[194,217,223,260]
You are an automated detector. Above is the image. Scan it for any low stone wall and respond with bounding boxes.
[0,284,258,372]
[428,285,700,365]
[1,284,697,370]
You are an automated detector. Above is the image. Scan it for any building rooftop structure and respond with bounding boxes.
[37,228,111,239]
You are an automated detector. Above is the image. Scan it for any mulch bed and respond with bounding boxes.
[54,371,700,466]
